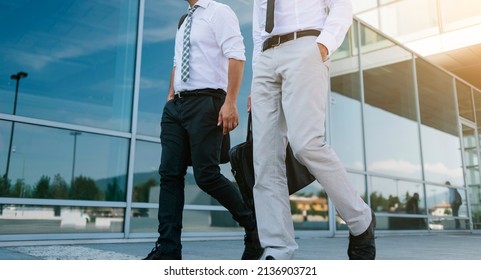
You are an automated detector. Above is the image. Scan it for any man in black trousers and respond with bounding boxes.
[143,0,262,260]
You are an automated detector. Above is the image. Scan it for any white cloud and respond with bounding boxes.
[424,162,463,178]
[368,159,463,178]
[369,159,421,174]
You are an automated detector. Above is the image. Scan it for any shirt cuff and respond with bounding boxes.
[316,31,338,57]
[225,50,246,61]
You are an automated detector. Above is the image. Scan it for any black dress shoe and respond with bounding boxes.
[241,228,264,260]
[142,242,181,260]
[347,211,376,260]
[265,255,275,260]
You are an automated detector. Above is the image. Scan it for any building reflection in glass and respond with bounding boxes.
[0,205,124,234]
[1,0,480,239]
[2,123,128,202]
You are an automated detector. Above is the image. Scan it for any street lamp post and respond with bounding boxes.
[5,72,28,181]
[70,131,82,187]
[11,146,26,179]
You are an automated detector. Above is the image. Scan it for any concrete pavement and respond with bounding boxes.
[1,233,481,260]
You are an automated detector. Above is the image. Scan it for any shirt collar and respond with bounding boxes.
[191,0,210,9]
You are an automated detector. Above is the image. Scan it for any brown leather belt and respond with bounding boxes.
[262,29,321,52]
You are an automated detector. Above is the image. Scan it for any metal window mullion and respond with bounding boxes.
[453,75,475,231]
[471,88,481,232]
[357,20,370,206]
[0,113,131,139]
[0,197,126,208]
[123,0,145,239]
[411,54,429,221]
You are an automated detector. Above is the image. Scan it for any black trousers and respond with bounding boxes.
[157,90,254,258]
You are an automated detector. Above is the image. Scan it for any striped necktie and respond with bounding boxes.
[181,5,199,82]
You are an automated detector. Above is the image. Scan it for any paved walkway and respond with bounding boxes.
[1,233,481,260]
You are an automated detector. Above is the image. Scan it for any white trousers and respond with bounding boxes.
[251,36,372,260]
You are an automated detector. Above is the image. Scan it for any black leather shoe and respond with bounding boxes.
[241,228,264,260]
[142,242,181,260]
[348,211,376,260]
[265,255,275,260]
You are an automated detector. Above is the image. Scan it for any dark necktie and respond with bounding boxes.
[265,0,275,33]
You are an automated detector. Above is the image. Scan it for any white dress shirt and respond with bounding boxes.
[173,0,245,92]
[252,0,353,66]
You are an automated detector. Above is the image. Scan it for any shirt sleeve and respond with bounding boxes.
[212,5,246,61]
[252,0,263,68]
[317,0,353,56]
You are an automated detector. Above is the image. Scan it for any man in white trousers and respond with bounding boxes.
[250,0,376,260]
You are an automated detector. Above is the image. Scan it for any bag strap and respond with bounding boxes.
[178,13,188,29]
[247,111,252,142]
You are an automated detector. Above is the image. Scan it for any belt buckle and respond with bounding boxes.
[272,36,282,48]
[175,92,182,99]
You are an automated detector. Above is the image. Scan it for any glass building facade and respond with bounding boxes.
[0,0,480,242]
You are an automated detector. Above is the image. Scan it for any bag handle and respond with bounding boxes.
[178,13,187,29]
[246,111,252,142]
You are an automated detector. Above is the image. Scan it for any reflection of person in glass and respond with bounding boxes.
[405,192,424,229]
[447,181,462,229]
[406,193,420,214]
[143,0,262,260]
[250,0,375,260]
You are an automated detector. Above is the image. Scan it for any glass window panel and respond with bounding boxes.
[291,183,329,231]
[460,123,481,230]
[330,92,364,171]
[456,80,474,121]
[290,174,366,231]
[2,123,128,201]
[420,125,464,185]
[349,173,368,203]
[416,59,463,185]
[0,205,124,234]
[426,184,467,218]
[429,217,469,230]
[440,0,481,31]
[0,0,138,131]
[427,185,469,230]
[332,25,358,61]
[0,121,12,181]
[361,26,422,180]
[359,24,396,54]
[378,0,439,42]
[369,176,425,215]
[132,141,160,203]
[130,208,242,233]
[370,175,428,230]
[291,170,370,230]
[330,25,364,171]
